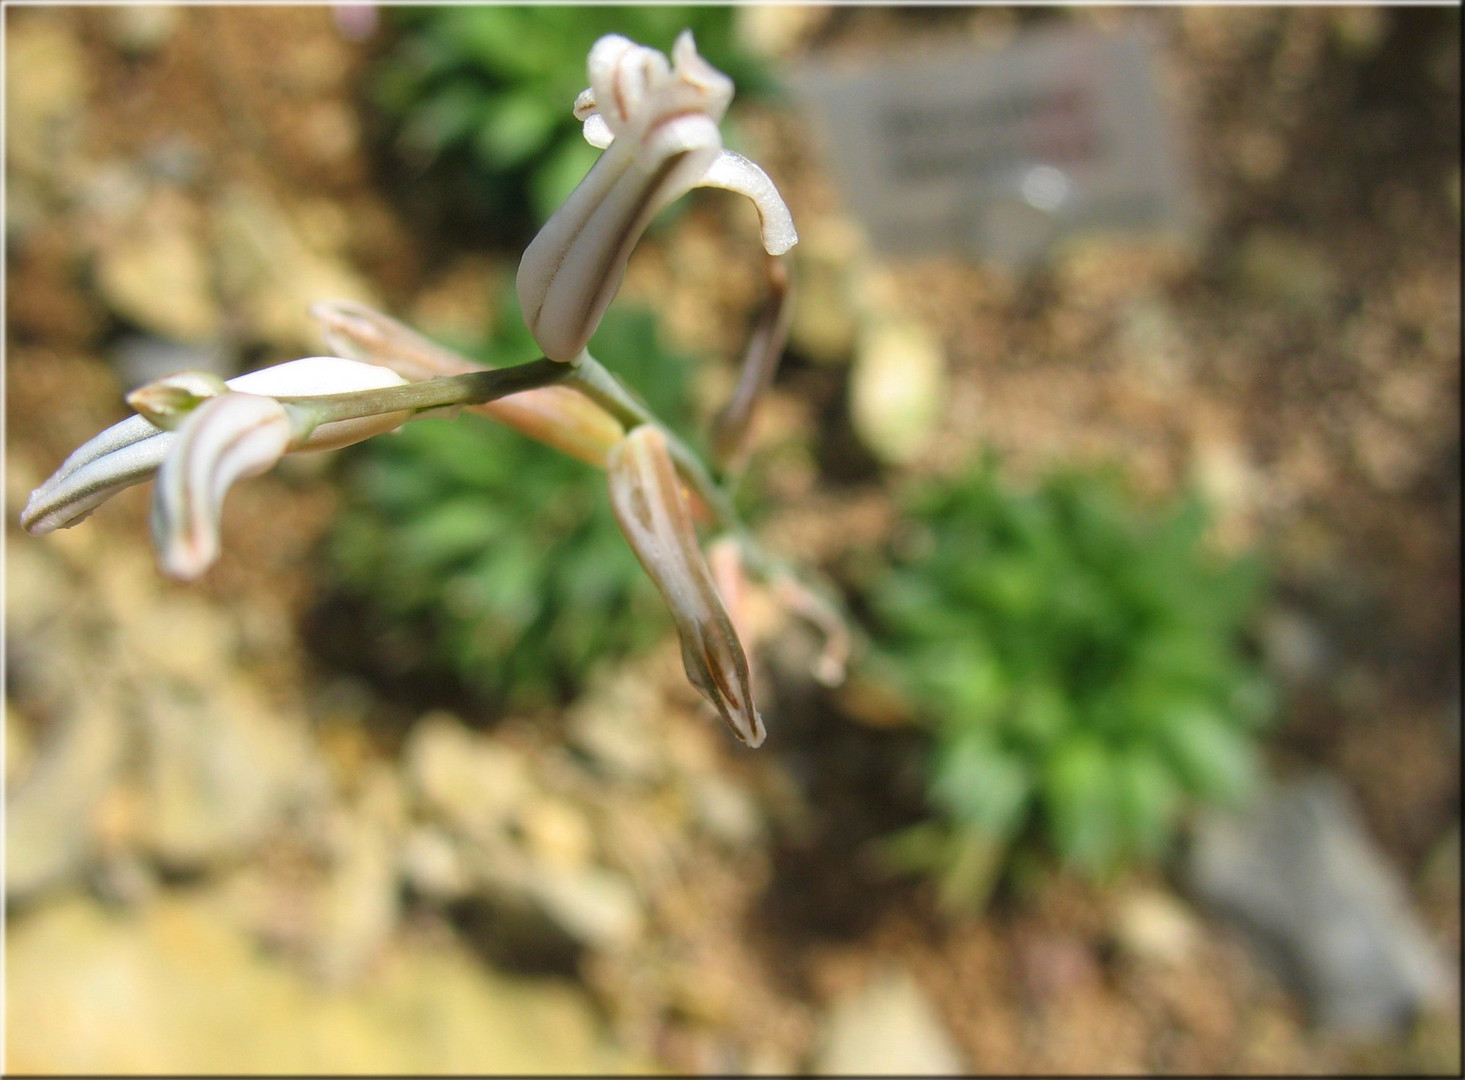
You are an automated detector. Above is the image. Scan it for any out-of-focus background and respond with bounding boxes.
[4,5,1459,1074]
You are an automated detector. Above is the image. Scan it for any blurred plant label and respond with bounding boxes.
[792,23,1196,266]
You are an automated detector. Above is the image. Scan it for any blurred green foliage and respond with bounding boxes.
[371,5,770,230]
[868,459,1274,909]
[327,296,697,708]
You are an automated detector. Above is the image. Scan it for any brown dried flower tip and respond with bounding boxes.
[607,425,765,747]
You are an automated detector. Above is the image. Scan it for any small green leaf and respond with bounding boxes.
[1006,683,1071,750]
[1155,705,1259,804]
[1043,736,1121,876]
[474,93,559,169]
[930,734,1032,839]
[1114,748,1181,860]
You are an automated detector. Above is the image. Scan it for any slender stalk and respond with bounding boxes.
[276,359,571,426]
[565,351,742,534]
[711,252,794,477]
[272,345,848,657]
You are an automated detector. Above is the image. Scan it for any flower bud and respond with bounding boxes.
[607,425,765,747]
[310,299,625,467]
[126,371,230,429]
[22,356,413,538]
[227,356,412,452]
[20,415,172,535]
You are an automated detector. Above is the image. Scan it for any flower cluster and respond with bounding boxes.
[22,32,836,748]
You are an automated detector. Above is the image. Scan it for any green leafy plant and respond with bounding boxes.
[867,458,1274,908]
[327,299,696,707]
[372,6,770,231]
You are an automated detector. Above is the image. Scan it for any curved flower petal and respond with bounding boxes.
[151,392,294,580]
[697,150,798,256]
[20,415,173,535]
[228,356,412,452]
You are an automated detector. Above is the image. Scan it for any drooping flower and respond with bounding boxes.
[517,31,797,364]
[606,424,765,747]
[21,356,414,577]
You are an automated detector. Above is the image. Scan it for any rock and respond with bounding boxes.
[404,712,531,842]
[1259,606,1336,686]
[689,773,765,850]
[142,136,208,188]
[6,699,37,787]
[811,966,968,1075]
[519,796,596,870]
[1235,230,1341,312]
[1187,774,1455,1037]
[9,537,326,877]
[1189,415,1264,543]
[734,4,831,58]
[135,676,323,870]
[4,13,90,181]
[398,825,471,902]
[211,184,378,351]
[849,315,947,465]
[1111,887,1201,967]
[1119,295,1194,391]
[5,544,130,902]
[1350,411,1425,493]
[104,5,181,55]
[565,669,670,786]
[525,865,646,953]
[788,217,866,364]
[94,190,223,343]
[311,764,406,985]
[4,893,643,1074]
[5,699,127,903]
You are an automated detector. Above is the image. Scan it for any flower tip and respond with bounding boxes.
[737,709,767,748]
[19,492,55,535]
[813,655,847,688]
[126,370,229,429]
[155,524,220,581]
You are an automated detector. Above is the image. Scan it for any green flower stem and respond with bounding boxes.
[277,359,572,430]
[565,351,742,535]
[563,353,853,658]
[274,346,853,665]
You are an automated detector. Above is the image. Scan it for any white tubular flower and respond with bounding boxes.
[150,392,296,581]
[517,31,741,362]
[21,356,411,538]
[570,32,798,259]
[607,425,765,748]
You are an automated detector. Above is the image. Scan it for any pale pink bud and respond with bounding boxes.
[310,299,625,467]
